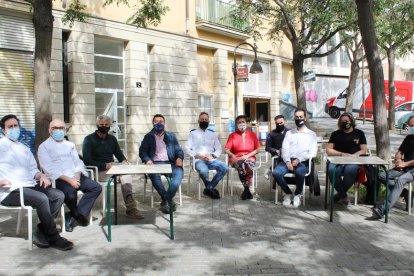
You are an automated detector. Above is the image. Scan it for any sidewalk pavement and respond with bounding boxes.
[1,119,414,275]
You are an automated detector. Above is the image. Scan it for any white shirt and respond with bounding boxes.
[0,137,39,203]
[38,137,88,180]
[185,128,222,159]
[282,127,318,163]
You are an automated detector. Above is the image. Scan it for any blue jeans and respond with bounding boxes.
[148,161,183,201]
[1,185,64,242]
[272,162,308,195]
[195,159,228,189]
[328,163,358,199]
[55,175,102,219]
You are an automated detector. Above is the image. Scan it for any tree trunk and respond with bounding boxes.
[356,0,390,160]
[292,53,307,112]
[387,46,396,130]
[345,57,360,113]
[33,0,54,152]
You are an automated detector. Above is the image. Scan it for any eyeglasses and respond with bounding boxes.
[51,126,65,130]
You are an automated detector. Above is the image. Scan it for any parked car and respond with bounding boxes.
[395,101,414,125]
[396,111,414,130]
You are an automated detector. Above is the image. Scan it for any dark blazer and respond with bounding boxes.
[139,129,184,163]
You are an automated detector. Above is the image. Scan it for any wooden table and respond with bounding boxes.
[106,164,173,241]
[324,156,389,223]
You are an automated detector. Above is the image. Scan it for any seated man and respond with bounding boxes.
[372,116,414,219]
[38,119,102,232]
[0,114,73,250]
[83,115,144,219]
[272,108,317,207]
[185,112,228,199]
[139,114,184,214]
[265,115,289,184]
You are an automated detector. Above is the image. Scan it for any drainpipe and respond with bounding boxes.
[185,0,189,34]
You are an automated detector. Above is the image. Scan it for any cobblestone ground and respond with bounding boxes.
[1,119,413,275]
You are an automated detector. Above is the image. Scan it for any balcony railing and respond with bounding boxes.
[196,0,249,33]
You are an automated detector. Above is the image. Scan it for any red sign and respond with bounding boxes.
[236,66,249,82]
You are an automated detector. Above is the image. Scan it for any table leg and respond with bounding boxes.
[324,161,330,210]
[330,165,337,222]
[166,176,174,240]
[374,166,378,204]
[106,177,114,242]
[381,165,389,223]
[114,176,118,225]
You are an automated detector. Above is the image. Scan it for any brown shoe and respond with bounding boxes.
[126,207,144,219]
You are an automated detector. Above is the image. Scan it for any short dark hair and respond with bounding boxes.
[274,115,285,120]
[199,112,209,118]
[235,115,247,123]
[294,108,306,117]
[1,114,20,130]
[152,114,165,123]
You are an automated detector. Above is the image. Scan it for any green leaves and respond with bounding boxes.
[61,0,88,28]
[126,0,169,28]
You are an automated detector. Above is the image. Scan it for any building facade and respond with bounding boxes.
[0,0,295,160]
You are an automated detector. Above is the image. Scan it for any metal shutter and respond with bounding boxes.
[0,13,34,52]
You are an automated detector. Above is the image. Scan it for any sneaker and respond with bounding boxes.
[293,195,301,208]
[371,207,384,220]
[282,194,292,206]
[126,207,144,219]
[33,230,50,248]
[50,236,73,251]
[160,200,170,214]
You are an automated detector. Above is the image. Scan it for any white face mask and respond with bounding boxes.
[409,126,414,135]
[237,123,247,131]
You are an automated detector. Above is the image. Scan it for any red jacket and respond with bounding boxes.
[225,130,260,163]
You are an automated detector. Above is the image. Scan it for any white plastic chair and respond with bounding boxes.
[187,156,226,200]
[271,156,312,205]
[0,186,33,250]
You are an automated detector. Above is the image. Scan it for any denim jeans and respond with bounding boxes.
[195,159,228,189]
[148,161,183,201]
[378,168,414,211]
[328,163,358,199]
[272,162,308,195]
[55,175,102,219]
[1,185,64,242]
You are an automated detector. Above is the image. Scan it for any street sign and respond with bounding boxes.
[236,66,249,82]
[304,71,316,82]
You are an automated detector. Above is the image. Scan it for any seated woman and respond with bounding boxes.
[327,112,367,205]
[225,115,260,200]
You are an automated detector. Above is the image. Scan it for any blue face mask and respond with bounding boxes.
[154,123,165,132]
[52,129,65,141]
[6,127,20,141]
[409,126,414,135]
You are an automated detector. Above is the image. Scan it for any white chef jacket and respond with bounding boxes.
[282,127,318,163]
[38,137,88,180]
[0,137,38,203]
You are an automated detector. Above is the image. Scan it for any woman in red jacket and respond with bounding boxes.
[225,115,260,200]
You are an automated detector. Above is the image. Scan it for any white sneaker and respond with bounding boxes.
[282,194,292,206]
[293,195,302,208]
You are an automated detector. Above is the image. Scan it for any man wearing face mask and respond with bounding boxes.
[265,115,289,184]
[83,115,144,219]
[273,109,317,207]
[326,112,367,206]
[38,119,102,232]
[372,115,414,219]
[185,112,228,199]
[139,114,184,214]
[0,114,73,250]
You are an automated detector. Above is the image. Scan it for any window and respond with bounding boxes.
[242,57,270,97]
[327,37,337,67]
[198,94,214,122]
[340,47,350,68]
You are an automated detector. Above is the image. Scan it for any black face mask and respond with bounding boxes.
[199,121,209,130]
[97,126,110,134]
[341,122,352,130]
[275,124,285,132]
[295,119,305,128]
